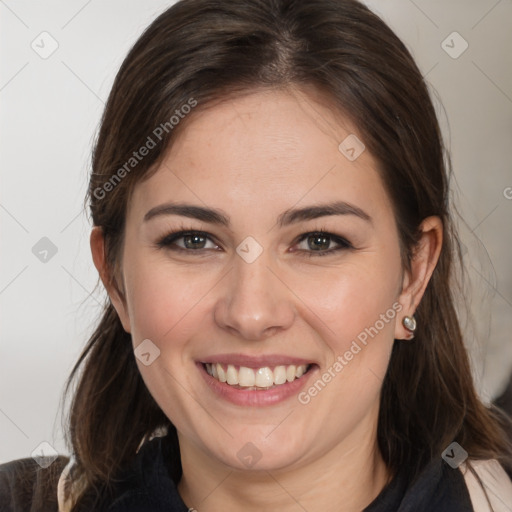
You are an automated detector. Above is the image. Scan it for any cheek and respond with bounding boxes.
[292,257,402,435]
[122,256,219,434]
[287,254,402,356]
[123,254,219,345]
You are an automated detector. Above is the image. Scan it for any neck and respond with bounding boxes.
[176,420,392,512]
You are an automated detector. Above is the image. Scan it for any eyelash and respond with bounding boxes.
[155,225,354,257]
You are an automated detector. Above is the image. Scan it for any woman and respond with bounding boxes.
[2,0,512,510]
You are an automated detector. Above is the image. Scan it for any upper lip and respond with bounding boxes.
[199,353,316,368]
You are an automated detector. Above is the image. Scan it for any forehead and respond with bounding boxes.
[128,88,393,225]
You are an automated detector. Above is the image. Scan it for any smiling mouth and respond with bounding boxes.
[202,362,313,390]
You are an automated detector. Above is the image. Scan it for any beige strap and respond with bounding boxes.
[57,458,74,512]
[460,459,512,512]
[57,458,88,512]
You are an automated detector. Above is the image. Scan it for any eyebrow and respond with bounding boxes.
[143,200,372,226]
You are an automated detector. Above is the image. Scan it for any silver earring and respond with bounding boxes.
[402,315,417,333]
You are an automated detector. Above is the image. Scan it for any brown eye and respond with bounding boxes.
[182,233,208,249]
[157,230,220,252]
[306,234,331,251]
[294,231,352,257]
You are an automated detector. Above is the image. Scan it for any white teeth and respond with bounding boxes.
[273,365,287,385]
[255,367,274,387]
[226,364,238,385]
[239,366,255,387]
[204,363,310,388]
[217,364,227,382]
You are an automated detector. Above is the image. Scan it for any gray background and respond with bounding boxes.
[1,0,511,462]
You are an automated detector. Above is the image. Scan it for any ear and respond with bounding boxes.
[395,216,443,340]
[90,226,131,333]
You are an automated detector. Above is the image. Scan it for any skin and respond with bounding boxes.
[91,86,442,512]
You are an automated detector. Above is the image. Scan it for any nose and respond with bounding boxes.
[213,253,296,341]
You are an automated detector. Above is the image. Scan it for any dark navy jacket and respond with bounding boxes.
[0,434,476,511]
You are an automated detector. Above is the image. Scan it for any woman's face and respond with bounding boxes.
[107,87,413,471]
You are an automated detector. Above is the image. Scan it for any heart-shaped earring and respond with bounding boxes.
[402,315,417,338]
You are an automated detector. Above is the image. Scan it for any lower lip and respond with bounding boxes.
[197,362,317,407]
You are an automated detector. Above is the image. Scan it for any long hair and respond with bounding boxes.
[63,0,512,507]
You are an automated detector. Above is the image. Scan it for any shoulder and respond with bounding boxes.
[459,458,512,512]
[0,456,70,512]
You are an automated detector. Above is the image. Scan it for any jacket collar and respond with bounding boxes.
[362,456,473,512]
[58,434,481,512]
[58,435,189,512]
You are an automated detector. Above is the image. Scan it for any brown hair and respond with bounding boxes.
[63,0,512,507]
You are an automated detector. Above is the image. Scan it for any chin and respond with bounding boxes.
[201,428,312,472]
